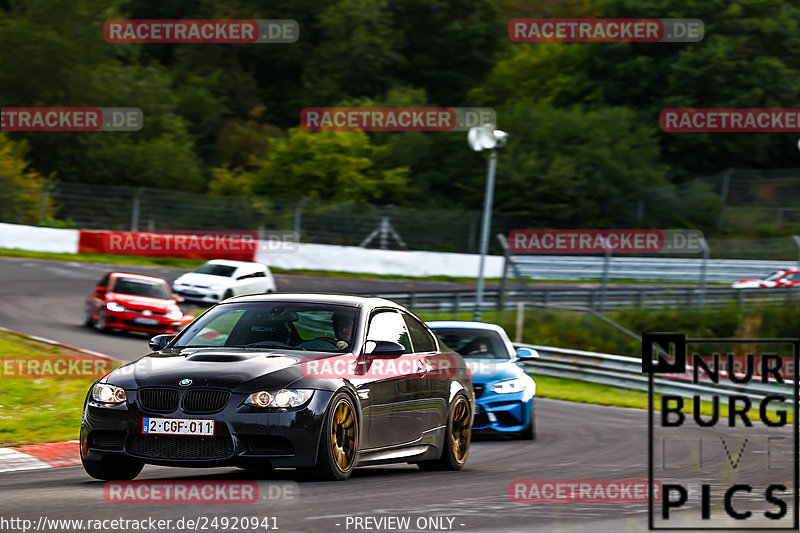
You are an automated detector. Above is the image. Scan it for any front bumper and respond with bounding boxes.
[472,389,533,434]
[81,388,333,468]
[173,287,224,304]
[105,310,190,334]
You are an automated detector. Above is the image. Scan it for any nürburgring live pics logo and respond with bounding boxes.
[644,332,799,530]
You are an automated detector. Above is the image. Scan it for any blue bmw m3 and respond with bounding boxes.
[427,321,538,440]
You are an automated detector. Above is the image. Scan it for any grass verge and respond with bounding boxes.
[0,330,120,446]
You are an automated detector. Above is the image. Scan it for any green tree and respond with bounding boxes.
[245,128,410,203]
[0,134,51,225]
[491,102,668,226]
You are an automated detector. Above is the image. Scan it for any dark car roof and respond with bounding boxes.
[219,292,404,310]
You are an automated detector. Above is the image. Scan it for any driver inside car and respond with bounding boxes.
[332,312,354,350]
[296,311,355,352]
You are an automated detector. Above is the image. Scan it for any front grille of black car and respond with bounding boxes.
[473,384,485,398]
[129,426,233,460]
[138,388,179,413]
[182,389,230,414]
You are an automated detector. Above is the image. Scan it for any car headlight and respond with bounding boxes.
[491,377,529,394]
[245,389,313,408]
[166,308,183,320]
[106,302,126,312]
[92,383,127,404]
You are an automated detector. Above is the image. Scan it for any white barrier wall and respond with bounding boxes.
[0,223,503,278]
[0,223,79,253]
[258,241,505,278]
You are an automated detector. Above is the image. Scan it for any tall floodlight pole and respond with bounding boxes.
[468,124,508,320]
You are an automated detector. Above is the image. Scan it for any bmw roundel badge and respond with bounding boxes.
[179,378,192,387]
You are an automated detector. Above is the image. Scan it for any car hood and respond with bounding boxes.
[108,293,176,312]
[106,348,341,392]
[465,359,524,382]
[174,272,234,288]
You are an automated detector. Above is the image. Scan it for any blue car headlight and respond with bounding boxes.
[491,377,531,394]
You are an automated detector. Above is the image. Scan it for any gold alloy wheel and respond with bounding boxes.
[450,396,471,463]
[330,399,357,471]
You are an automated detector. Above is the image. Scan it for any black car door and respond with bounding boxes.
[361,309,430,449]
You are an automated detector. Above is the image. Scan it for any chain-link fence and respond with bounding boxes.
[9,170,800,256]
[35,182,529,253]
[607,168,800,234]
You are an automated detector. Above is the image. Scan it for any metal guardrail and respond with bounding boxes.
[506,256,800,283]
[372,286,800,312]
[516,343,793,405]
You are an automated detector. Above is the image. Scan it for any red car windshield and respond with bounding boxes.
[112,278,170,299]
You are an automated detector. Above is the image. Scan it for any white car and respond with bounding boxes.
[172,260,276,304]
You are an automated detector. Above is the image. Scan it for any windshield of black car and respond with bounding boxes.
[432,328,510,360]
[111,279,170,299]
[194,263,237,277]
[173,301,358,352]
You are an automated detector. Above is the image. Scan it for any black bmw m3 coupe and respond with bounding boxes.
[80,294,474,480]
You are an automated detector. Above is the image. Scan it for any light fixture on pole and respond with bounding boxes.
[468,123,508,320]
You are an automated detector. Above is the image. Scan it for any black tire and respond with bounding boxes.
[81,454,144,481]
[223,290,233,300]
[94,309,108,332]
[520,405,536,440]
[82,304,94,327]
[304,392,359,481]
[417,394,471,471]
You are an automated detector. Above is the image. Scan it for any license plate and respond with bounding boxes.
[133,317,159,325]
[142,417,215,436]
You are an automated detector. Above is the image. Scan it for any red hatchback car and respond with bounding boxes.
[83,272,191,334]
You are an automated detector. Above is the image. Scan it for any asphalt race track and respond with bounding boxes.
[0,257,499,361]
[0,256,793,532]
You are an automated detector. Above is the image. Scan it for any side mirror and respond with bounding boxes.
[95,286,107,295]
[364,340,405,358]
[174,295,185,303]
[149,334,175,352]
[516,347,539,360]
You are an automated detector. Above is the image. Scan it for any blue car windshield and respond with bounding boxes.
[432,328,510,360]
